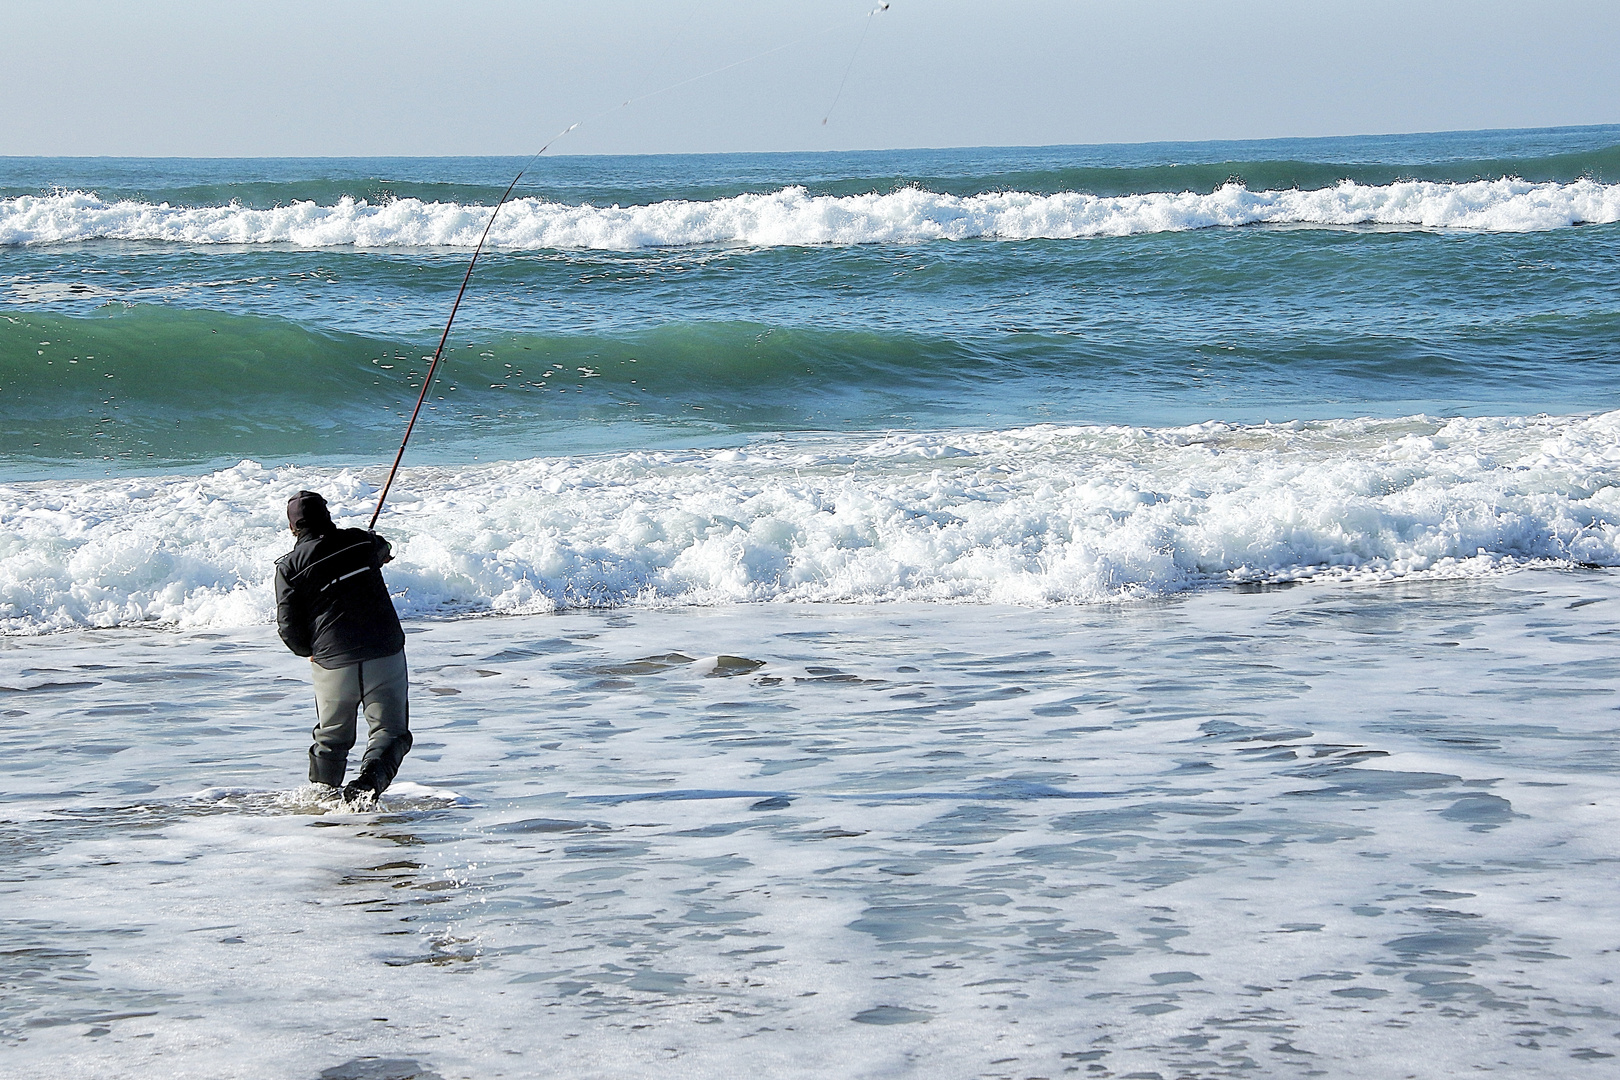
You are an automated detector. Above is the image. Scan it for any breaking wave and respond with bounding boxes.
[5,177,1620,249]
[5,412,1620,633]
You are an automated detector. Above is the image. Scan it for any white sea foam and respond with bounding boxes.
[8,587,1620,1077]
[4,413,1620,634]
[4,177,1619,249]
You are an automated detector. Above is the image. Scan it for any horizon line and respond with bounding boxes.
[4,122,1618,163]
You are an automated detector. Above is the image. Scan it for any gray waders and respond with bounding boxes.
[308,649,412,793]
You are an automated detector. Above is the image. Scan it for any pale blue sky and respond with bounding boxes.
[4,0,1617,157]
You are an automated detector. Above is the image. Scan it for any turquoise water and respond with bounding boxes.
[4,126,1620,473]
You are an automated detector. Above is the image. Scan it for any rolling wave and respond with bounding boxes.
[0,308,1010,462]
[9,302,1619,466]
[5,177,1619,250]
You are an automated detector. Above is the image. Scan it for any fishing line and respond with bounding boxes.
[824,2,889,126]
[368,2,893,529]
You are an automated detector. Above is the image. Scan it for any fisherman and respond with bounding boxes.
[274,490,411,805]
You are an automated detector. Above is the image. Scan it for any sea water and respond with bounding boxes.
[4,128,1620,1078]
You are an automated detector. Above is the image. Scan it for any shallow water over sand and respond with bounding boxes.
[4,572,1620,1078]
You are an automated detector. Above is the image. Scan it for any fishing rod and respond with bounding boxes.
[367,2,892,530]
[366,136,566,530]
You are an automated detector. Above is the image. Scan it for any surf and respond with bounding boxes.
[5,412,1620,634]
[7,173,1620,250]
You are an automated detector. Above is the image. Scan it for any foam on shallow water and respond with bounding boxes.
[190,782,468,815]
[2,576,1618,1077]
[5,413,1620,633]
[4,177,1620,249]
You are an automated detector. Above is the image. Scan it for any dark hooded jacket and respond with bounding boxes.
[274,528,406,668]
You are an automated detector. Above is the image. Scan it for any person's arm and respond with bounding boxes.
[274,562,313,657]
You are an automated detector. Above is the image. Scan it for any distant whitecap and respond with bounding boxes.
[4,178,1619,249]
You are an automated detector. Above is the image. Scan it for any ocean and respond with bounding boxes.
[4,127,1620,1078]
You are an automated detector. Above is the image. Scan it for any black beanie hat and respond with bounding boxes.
[287,490,335,534]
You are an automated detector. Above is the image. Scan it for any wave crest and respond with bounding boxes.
[5,177,1620,249]
[5,413,1620,633]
